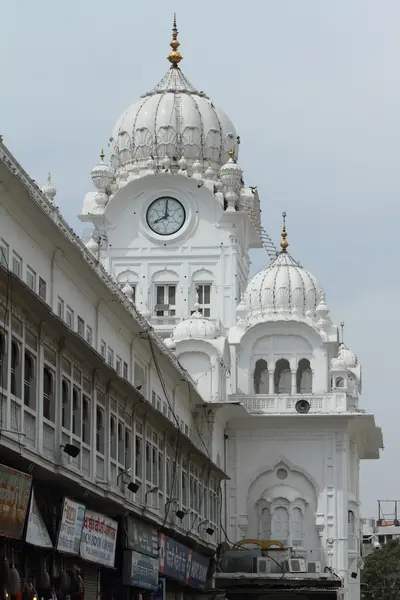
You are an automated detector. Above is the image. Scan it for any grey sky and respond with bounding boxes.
[1,0,398,517]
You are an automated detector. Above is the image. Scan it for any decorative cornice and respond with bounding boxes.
[0,141,198,393]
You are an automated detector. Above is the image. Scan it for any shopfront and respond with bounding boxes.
[122,515,160,600]
[159,534,211,600]
[56,497,118,600]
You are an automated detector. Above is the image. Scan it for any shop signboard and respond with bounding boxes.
[57,497,86,555]
[126,515,159,557]
[158,534,210,588]
[80,509,118,568]
[159,534,191,583]
[0,463,32,540]
[188,551,210,589]
[25,487,53,548]
[123,549,159,591]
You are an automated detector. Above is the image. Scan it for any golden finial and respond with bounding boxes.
[280,211,289,251]
[167,13,183,68]
[228,150,234,159]
[100,149,105,161]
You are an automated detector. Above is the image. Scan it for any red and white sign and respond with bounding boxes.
[80,509,118,568]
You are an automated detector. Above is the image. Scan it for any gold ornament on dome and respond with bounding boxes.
[280,210,289,250]
[167,13,183,67]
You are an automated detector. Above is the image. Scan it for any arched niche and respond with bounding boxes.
[296,358,312,393]
[246,461,319,551]
[274,358,291,394]
[254,359,269,394]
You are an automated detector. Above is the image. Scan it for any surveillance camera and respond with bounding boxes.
[373,541,381,549]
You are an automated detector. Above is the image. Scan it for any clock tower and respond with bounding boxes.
[79,17,262,338]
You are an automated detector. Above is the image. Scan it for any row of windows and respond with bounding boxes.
[0,311,217,526]
[122,282,212,318]
[254,358,312,394]
[0,235,132,380]
[150,390,191,437]
[0,239,47,302]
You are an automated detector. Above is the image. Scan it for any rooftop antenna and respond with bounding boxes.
[340,321,344,344]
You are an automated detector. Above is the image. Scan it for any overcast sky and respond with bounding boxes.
[1,0,399,518]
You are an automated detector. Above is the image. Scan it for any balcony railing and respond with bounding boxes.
[229,392,349,415]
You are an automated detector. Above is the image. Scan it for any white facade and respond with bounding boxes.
[1,17,382,600]
[0,141,224,556]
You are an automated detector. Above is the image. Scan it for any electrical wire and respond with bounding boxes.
[147,334,181,530]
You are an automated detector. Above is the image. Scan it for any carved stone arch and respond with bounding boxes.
[250,456,320,499]
[152,268,179,283]
[192,268,215,282]
[117,269,139,283]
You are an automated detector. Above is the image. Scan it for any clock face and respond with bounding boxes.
[146,197,186,236]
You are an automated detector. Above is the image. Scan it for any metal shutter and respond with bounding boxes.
[83,565,99,600]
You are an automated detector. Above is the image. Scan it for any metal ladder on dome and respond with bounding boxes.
[243,203,279,262]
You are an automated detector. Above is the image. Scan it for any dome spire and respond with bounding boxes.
[280,211,289,251]
[167,13,183,68]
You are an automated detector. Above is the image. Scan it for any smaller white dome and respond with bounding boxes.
[331,343,358,370]
[91,150,113,192]
[245,251,320,322]
[173,310,219,340]
[41,173,56,203]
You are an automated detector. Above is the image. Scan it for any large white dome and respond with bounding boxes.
[109,19,238,175]
[244,251,321,322]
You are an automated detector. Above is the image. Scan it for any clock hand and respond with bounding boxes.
[164,199,169,218]
[154,215,167,224]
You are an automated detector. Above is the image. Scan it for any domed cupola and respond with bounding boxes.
[172,302,220,341]
[244,213,322,326]
[331,343,358,370]
[109,16,239,178]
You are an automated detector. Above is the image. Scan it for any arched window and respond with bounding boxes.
[72,387,81,437]
[11,339,21,397]
[62,380,70,429]
[254,359,269,394]
[336,377,345,388]
[110,416,117,460]
[82,397,90,444]
[43,367,54,422]
[261,507,271,541]
[292,507,304,547]
[271,506,289,544]
[348,510,356,550]
[274,359,291,394]
[96,407,105,453]
[24,351,36,408]
[296,359,312,394]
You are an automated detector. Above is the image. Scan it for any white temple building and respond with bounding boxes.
[78,17,382,600]
[0,15,382,600]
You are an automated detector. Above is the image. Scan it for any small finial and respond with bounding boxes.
[280,210,289,251]
[340,321,344,344]
[100,149,105,161]
[167,13,183,68]
[194,288,200,311]
[228,150,234,159]
[47,172,52,184]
